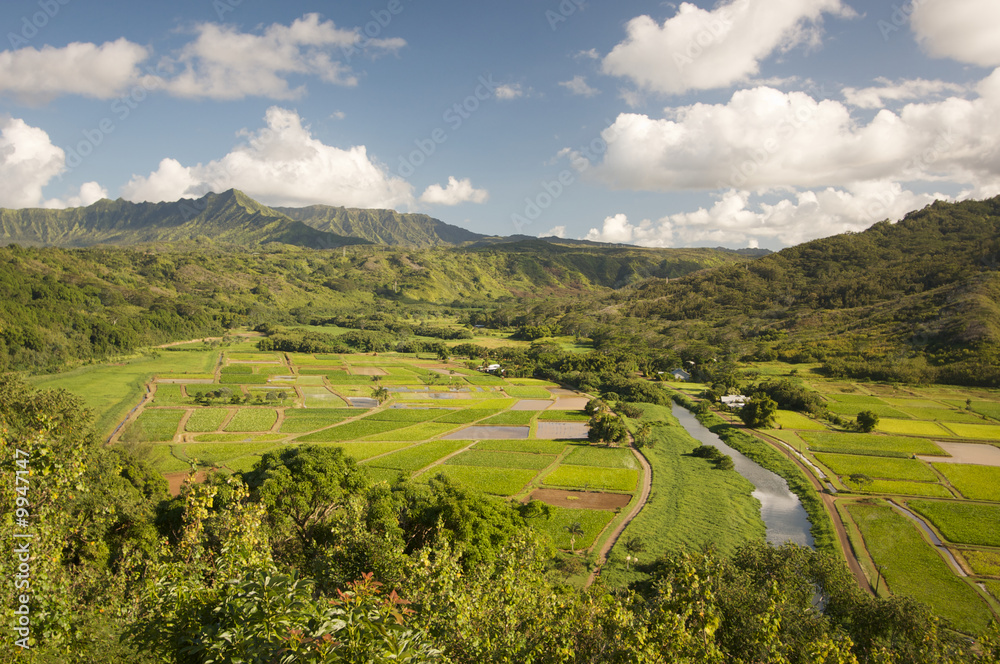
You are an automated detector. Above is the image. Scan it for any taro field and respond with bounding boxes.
[107,349,644,556]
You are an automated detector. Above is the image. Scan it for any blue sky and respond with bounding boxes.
[1,0,998,248]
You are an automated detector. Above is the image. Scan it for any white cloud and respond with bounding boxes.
[122,106,414,209]
[495,84,524,101]
[585,213,648,244]
[0,39,150,103]
[601,0,853,95]
[589,71,1000,194]
[575,49,600,60]
[160,13,402,100]
[419,177,489,206]
[843,77,966,109]
[543,225,567,238]
[0,117,66,207]
[911,0,1000,67]
[559,75,599,97]
[43,182,109,209]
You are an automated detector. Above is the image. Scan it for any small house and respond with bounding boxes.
[720,395,748,409]
[670,368,691,381]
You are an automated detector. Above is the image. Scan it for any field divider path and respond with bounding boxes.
[107,383,155,445]
[176,409,195,442]
[271,408,286,434]
[887,500,968,577]
[586,432,653,588]
[515,446,573,502]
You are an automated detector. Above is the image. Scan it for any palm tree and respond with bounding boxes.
[636,421,653,448]
[372,385,389,405]
[565,522,584,553]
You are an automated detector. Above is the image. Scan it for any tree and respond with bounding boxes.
[848,473,873,492]
[565,522,584,553]
[856,410,879,432]
[635,421,654,448]
[372,385,390,404]
[739,395,778,429]
[588,412,628,446]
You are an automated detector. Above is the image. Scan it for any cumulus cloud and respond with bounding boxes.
[495,84,524,101]
[910,0,1000,67]
[43,182,109,209]
[584,184,952,249]
[160,13,395,99]
[589,70,1000,194]
[601,0,853,95]
[419,177,489,206]
[843,77,966,109]
[559,75,600,97]
[122,106,414,209]
[543,225,567,238]
[0,39,150,103]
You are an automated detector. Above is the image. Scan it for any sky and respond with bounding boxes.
[0,0,998,249]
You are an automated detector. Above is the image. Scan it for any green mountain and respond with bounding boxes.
[273,204,485,247]
[0,190,368,249]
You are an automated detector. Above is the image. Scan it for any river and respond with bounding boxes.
[671,403,815,548]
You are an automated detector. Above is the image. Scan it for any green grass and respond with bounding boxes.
[961,549,1000,577]
[964,401,1000,422]
[472,439,570,454]
[321,441,412,462]
[120,409,185,443]
[846,502,992,635]
[227,352,282,362]
[864,480,953,498]
[192,433,286,443]
[883,398,949,409]
[367,439,471,472]
[771,410,828,430]
[538,410,590,422]
[876,419,953,437]
[295,419,407,442]
[825,402,913,419]
[434,408,506,424]
[561,445,639,470]
[941,423,1000,441]
[426,465,537,496]
[220,364,253,374]
[184,408,229,432]
[814,453,937,481]
[896,407,986,423]
[477,411,537,426]
[142,444,191,473]
[530,506,616,550]
[366,409,447,422]
[932,463,1000,501]
[908,500,1000,547]
[224,409,278,432]
[219,374,269,385]
[543,465,638,492]
[826,394,885,405]
[151,384,187,406]
[446,449,555,470]
[800,432,946,458]
[279,408,355,433]
[363,422,460,441]
[182,442,281,467]
[504,386,553,399]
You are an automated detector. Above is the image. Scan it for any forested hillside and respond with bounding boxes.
[275,204,484,247]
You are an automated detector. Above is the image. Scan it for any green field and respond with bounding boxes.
[561,445,639,470]
[151,384,188,406]
[908,500,1000,547]
[192,433,286,443]
[224,409,278,432]
[814,453,937,482]
[279,408,355,433]
[324,441,413,462]
[184,408,229,432]
[531,506,616,551]
[478,410,537,426]
[846,502,992,635]
[428,465,537,496]
[932,463,1000,501]
[941,423,1000,440]
[120,409,185,443]
[446,449,555,470]
[962,549,1000,577]
[896,407,985,423]
[543,465,638,492]
[876,419,953,436]
[771,410,827,431]
[299,387,348,407]
[825,402,913,419]
[182,442,281,467]
[295,419,406,442]
[538,410,590,422]
[864,480,953,498]
[365,422,460,442]
[472,439,571,455]
[143,444,191,473]
[504,386,553,399]
[219,374,269,385]
[434,408,506,424]
[366,409,447,422]
[826,394,885,405]
[367,439,471,472]
[800,432,946,458]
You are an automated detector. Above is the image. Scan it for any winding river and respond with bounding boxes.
[671,404,815,548]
